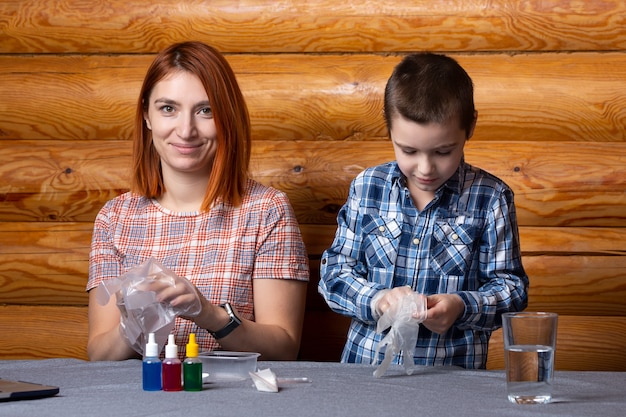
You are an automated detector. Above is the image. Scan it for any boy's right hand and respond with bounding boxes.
[372,286,427,322]
[372,286,414,318]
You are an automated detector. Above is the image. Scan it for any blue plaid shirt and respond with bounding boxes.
[319,160,528,369]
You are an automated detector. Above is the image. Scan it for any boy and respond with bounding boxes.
[318,53,528,369]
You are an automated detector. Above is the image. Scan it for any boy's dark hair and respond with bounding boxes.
[384,53,475,138]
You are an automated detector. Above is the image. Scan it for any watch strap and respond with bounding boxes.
[210,303,242,340]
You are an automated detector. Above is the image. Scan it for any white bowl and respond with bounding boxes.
[199,351,260,382]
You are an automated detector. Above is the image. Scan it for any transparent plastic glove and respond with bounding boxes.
[372,292,427,378]
[95,257,202,355]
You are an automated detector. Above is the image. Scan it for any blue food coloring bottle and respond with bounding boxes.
[142,332,162,391]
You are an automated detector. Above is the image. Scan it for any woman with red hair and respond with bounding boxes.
[87,42,309,361]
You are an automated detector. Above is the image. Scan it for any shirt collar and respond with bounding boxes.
[391,158,466,196]
[442,158,465,195]
[390,162,404,186]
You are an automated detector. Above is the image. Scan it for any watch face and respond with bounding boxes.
[224,303,241,322]
[221,303,233,314]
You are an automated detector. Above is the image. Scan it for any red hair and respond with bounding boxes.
[131,42,251,209]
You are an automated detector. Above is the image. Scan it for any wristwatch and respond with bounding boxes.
[210,303,242,340]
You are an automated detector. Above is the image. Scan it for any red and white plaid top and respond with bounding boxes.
[87,179,309,352]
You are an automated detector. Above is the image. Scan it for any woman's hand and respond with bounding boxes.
[146,274,204,318]
[87,287,142,361]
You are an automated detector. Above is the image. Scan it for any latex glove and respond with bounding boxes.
[96,257,202,355]
[372,291,427,378]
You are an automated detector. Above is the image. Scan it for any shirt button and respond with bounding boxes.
[378,226,385,232]
[451,233,459,240]
[413,238,420,245]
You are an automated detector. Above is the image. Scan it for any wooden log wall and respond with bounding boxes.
[1,0,625,370]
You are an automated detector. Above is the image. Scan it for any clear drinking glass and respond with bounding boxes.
[502,312,558,404]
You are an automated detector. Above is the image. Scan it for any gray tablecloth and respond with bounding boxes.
[1,359,624,417]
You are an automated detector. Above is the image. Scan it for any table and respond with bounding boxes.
[1,359,624,416]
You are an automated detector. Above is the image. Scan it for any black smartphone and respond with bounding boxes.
[0,378,59,401]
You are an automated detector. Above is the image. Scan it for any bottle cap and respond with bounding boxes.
[165,334,178,359]
[145,332,159,358]
[186,333,199,358]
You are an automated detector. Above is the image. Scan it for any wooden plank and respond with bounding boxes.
[520,226,626,255]
[486,316,626,371]
[308,226,626,257]
[1,53,625,142]
[2,0,625,53]
[0,298,347,362]
[2,221,625,316]
[0,140,131,222]
[1,306,622,369]
[307,257,626,317]
[0,305,88,360]
[1,140,625,226]
[305,312,626,369]
[6,252,624,315]
[0,222,90,306]
[3,222,622,259]
[1,0,624,369]
[523,256,626,316]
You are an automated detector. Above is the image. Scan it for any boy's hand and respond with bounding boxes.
[373,286,414,317]
[422,294,465,334]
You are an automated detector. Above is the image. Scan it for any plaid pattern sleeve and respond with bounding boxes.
[319,161,528,369]
[87,180,309,353]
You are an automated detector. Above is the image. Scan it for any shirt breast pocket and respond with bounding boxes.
[430,219,481,277]
[361,214,401,269]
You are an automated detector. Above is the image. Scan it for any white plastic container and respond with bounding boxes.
[199,351,260,381]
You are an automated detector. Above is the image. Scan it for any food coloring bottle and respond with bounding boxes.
[183,333,203,391]
[142,332,162,391]
[162,334,182,391]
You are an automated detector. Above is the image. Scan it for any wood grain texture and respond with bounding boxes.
[305,224,626,257]
[306,256,626,317]
[0,305,88,360]
[486,316,626,371]
[1,0,625,53]
[1,140,624,226]
[0,223,91,305]
[2,0,625,368]
[3,302,623,370]
[1,302,623,369]
[2,222,625,317]
[1,53,625,142]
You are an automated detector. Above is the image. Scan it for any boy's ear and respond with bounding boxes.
[466,111,478,140]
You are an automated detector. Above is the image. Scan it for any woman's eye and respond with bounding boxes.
[436,151,452,156]
[159,105,174,113]
[198,107,213,117]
